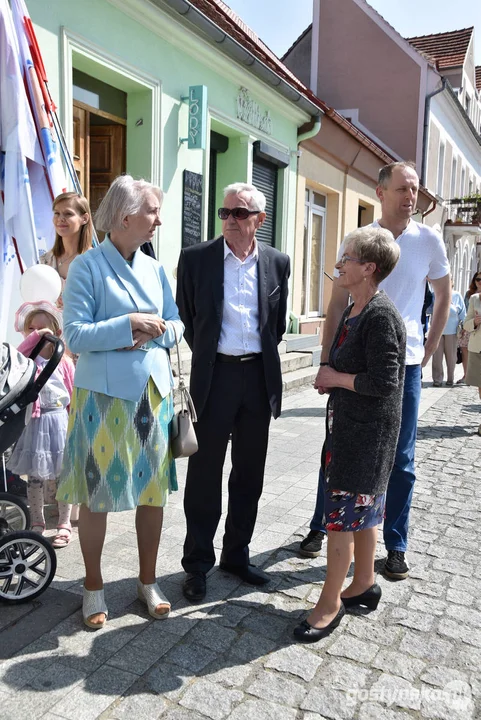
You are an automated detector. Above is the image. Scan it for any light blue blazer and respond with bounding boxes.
[62,237,184,402]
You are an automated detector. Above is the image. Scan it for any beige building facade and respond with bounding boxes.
[291,111,434,338]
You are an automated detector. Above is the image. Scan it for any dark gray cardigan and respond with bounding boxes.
[326,291,406,496]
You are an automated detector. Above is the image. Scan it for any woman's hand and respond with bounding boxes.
[474,313,481,328]
[129,313,166,338]
[314,366,332,395]
[315,366,339,390]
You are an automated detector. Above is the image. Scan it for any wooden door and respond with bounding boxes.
[72,103,89,197]
[89,125,126,214]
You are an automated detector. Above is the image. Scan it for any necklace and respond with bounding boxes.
[57,252,77,268]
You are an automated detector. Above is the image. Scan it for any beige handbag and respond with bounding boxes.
[171,327,198,458]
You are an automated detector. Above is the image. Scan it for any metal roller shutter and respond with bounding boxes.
[252,158,278,246]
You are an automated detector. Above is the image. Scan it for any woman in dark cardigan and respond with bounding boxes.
[294,226,406,643]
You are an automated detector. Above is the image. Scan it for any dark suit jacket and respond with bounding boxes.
[176,236,290,420]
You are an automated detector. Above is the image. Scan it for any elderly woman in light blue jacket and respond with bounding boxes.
[57,175,184,630]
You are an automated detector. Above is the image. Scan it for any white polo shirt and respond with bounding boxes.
[335,220,450,365]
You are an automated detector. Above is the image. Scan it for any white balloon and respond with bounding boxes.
[20,264,62,303]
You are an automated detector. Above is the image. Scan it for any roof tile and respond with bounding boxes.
[406,27,473,70]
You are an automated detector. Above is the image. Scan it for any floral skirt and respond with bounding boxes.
[56,379,177,512]
[322,399,385,532]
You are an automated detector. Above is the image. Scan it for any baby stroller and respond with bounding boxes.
[0,334,64,603]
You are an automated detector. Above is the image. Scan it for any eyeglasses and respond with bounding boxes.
[218,207,260,220]
[339,254,364,266]
[475,277,481,282]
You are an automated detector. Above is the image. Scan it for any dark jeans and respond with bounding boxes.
[310,364,422,552]
[182,358,272,574]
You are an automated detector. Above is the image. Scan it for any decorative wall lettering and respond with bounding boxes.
[236,87,272,135]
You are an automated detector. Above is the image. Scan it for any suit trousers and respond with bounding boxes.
[182,357,272,574]
[431,334,457,384]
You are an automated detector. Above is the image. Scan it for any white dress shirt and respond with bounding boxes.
[217,240,262,355]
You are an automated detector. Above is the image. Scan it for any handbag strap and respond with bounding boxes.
[173,325,197,422]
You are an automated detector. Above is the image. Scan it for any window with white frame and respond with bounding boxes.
[302,189,327,317]
[461,167,466,196]
[450,157,457,199]
[437,142,445,197]
[466,94,471,117]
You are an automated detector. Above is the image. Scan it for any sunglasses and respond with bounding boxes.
[475,277,481,282]
[218,207,260,220]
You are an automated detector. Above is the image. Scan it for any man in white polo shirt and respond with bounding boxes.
[300,161,451,579]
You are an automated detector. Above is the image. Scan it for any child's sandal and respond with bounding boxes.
[52,524,72,548]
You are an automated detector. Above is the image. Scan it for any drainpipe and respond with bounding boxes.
[297,116,322,145]
[288,117,322,334]
[421,78,447,186]
[422,198,437,221]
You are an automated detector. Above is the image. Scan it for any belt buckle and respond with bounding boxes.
[240,355,251,362]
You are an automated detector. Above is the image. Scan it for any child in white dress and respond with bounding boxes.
[7,301,75,547]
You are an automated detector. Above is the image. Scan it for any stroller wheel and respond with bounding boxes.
[0,492,30,533]
[0,531,57,603]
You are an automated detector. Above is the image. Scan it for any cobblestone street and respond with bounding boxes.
[1,364,480,720]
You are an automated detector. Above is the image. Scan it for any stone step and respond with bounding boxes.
[298,347,322,366]
[283,333,320,352]
[280,351,314,373]
[282,365,319,392]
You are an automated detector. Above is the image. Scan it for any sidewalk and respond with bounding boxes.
[1,362,480,720]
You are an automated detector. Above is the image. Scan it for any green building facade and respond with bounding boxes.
[28,0,320,291]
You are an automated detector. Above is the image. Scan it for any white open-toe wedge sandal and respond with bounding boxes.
[137,579,171,619]
[83,587,108,630]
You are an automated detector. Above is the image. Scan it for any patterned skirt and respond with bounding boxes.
[322,398,385,532]
[56,379,177,512]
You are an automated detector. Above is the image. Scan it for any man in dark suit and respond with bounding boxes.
[176,182,290,602]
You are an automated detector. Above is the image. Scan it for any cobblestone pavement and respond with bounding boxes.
[1,363,481,720]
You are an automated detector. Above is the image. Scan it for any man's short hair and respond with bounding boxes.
[223,183,266,212]
[378,161,417,189]
[344,226,400,283]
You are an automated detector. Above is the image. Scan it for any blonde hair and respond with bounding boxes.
[52,192,93,257]
[23,309,61,336]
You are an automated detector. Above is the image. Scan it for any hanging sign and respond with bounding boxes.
[180,85,208,150]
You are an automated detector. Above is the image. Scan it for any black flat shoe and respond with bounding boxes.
[293,604,345,643]
[219,562,270,586]
[341,583,382,610]
[182,571,206,602]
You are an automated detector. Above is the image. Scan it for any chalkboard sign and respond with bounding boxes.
[182,170,203,248]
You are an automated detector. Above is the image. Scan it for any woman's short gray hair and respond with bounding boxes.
[223,183,266,212]
[344,226,400,283]
[95,175,163,232]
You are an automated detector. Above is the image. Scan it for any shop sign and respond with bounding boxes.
[236,87,272,135]
[181,85,208,150]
